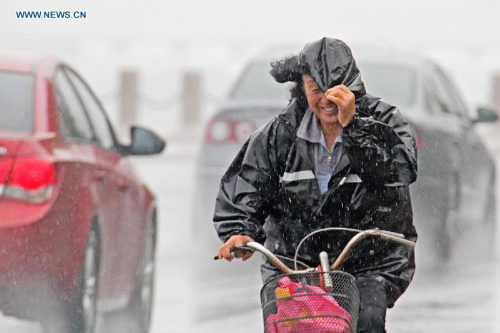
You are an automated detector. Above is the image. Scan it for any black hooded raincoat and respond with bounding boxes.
[213,38,418,307]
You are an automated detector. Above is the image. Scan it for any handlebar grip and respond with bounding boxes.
[213,245,253,260]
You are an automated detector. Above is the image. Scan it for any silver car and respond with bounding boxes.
[195,49,497,262]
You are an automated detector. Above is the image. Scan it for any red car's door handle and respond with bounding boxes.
[93,171,105,183]
[117,181,129,192]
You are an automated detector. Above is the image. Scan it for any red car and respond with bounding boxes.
[0,55,165,332]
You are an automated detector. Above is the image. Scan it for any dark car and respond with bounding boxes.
[0,55,165,332]
[195,48,497,262]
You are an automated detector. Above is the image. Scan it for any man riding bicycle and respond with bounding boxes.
[214,37,418,333]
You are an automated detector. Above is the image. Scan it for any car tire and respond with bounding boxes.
[436,209,454,260]
[436,177,461,261]
[128,216,157,332]
[41,226,100,333]
[69,225,100,333]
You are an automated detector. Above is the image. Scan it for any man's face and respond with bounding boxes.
[303,75,339,127]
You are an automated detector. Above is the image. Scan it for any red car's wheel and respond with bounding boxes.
[129,217,157,332]
[70,225,100,333]
[100,215,156,333]
[42,225,100,333]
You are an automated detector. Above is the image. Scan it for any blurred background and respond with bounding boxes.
[3,0,500,134]
[2,0,500,332]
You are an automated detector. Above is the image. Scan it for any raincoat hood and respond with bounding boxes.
[300,38,366,97]
[271,37,366,98]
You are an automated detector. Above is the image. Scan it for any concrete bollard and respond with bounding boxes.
[119,69,139,142]
[181,70,202,125]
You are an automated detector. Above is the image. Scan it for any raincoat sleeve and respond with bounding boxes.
[341,94,417,186]
[213,121,282,244]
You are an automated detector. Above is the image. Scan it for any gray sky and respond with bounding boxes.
[0,0,500,44]
[2,0,500,46]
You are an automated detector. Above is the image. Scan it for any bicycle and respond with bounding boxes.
[215,227,416,333]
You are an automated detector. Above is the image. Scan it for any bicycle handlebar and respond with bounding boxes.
[240,242,296,274]
[329,229,415,270]
[216,228,416,274]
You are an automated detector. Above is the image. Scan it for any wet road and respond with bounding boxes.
[1,128,500,332]
[386,259,500,332]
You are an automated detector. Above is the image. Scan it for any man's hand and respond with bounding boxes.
[218,235,255,262]
[325,85,356,127]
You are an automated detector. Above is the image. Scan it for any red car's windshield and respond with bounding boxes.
[0,72,34,132]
